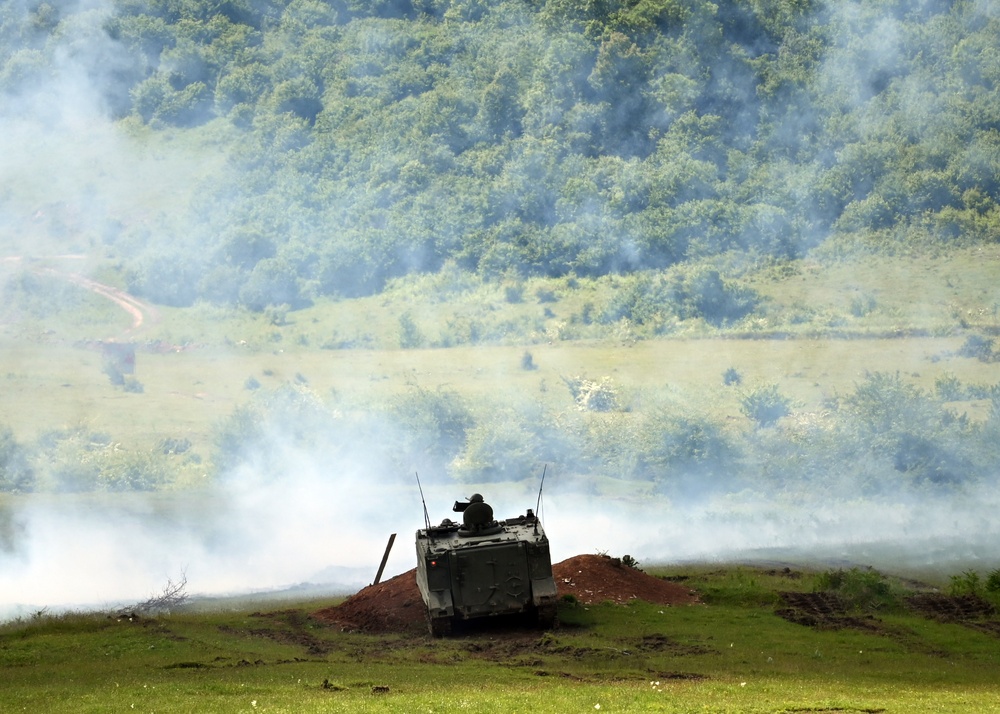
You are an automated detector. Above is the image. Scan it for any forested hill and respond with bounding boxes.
[4,0,1000,309]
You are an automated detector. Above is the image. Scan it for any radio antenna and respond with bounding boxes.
[415,471,431,530]
[534,464,547,532]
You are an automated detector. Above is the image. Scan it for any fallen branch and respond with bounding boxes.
[117,573,188,616]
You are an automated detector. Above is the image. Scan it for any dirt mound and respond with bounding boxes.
[314,554,699,634]
[315,569,426,634]
[553,554,699,606]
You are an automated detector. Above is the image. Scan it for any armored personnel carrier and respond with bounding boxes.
[415,494,558,636]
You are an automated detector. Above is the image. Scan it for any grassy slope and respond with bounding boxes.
[2,247,999,460]
[3,566,1000,712]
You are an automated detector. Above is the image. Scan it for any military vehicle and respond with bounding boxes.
[415,494,558,636]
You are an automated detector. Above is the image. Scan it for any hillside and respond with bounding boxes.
[2,0,999,310]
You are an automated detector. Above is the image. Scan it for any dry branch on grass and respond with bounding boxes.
[117,574,188,616]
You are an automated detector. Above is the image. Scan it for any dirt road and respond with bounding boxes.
[3,256,158,338]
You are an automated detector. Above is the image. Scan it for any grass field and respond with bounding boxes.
[2,247,999,485]
[3,565,1000,713]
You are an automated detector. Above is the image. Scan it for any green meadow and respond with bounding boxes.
[3,565,1000,713]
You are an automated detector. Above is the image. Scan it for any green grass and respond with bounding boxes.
[4,566,1000,712]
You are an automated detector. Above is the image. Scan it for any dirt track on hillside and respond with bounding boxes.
[4,256,158,338]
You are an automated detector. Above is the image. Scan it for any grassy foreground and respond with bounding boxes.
[3,566,1000,713]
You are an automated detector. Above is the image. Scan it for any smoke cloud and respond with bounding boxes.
[6,449,1000,620]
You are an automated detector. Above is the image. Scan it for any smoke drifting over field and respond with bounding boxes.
[3,0,1000,619]
[5,447,1000,619]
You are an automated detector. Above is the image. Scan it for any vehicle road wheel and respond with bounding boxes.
[428,615,452,637]
[536,604,558,630]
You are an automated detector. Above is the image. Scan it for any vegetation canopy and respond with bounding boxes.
[4,0,999,310]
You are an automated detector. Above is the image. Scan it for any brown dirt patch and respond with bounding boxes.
[314,554,699,634]
[905,593,996,621]
[774,592,883,632]
[905,593,1000,637]
[314,569,427,634]
[552,554,699,606]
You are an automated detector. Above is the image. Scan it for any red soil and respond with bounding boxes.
[314,554,699,634]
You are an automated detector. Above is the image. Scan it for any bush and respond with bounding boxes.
[934,373,965,401]
[239,258,305,312]
[504,282,524,303]
[96,450,168,491]
[0,427,35,492]
[740,384,791,427]
[723,367,742,386]
[388,385,473,462]
[949,570,982,597]
[451,411,540,482]
[535,287,557,303]
[667,267,760,326]
[850,293,878,317]
[816,567,896,611]
[958,334,995,362]
[398,312,424,348]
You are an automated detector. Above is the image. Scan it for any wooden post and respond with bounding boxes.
[374,533,396,585]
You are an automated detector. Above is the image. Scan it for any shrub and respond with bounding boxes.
[815,567,895,611]
[239,258,304,312]
[451,411,540,482]
[620,554,640,569]
[740,384,791,427]
[723,367,742,386]
[504,282,524,303]
[949,570,982,597]
[667,267,760,326]
[850,293,878,317]
[388,385,474,462]
[96,450,168,491]
[398,312,424,348]
[958,334,995,361]
[600,275,666,326]
[934,373,965,401]
[535,287,557,303]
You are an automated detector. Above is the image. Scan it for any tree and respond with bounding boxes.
[239,257,305,311]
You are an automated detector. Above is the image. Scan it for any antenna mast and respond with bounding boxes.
[534,464,547,532]
[415,471,431,530]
